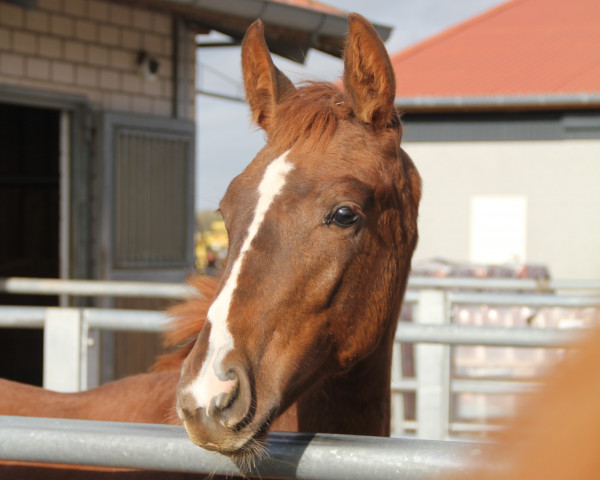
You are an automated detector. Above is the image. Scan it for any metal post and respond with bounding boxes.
[415,290,450,440]
[58,110,70,308]
[43,308,84,392]
[391,339,405,435]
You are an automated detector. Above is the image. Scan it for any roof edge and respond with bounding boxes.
[163,0,392,61]
[395,93,600,113]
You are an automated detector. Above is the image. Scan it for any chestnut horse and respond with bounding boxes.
[175,13,421,460]
[0,13,421,475]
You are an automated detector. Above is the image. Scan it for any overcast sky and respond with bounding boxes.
[194,0,506,211]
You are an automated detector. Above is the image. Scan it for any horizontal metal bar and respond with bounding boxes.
[448,291,600,308]
[395,322,585,347]
[0,416,490,480]
[408,277,600,292]
[83,309,169,332]
[394,422,505,436]
[0,305,590,346]
[408,277,548,291]
[550,279,600,291]
[0,306,45,328]
[3,277,599,300]
[393,378,539,395]
[0,307,169,332]
[452,379,539,395]
[392,379,418,392]
[450,423,504,434]
[0,277,195,299]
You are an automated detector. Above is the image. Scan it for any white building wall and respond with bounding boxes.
[404,139,600,280]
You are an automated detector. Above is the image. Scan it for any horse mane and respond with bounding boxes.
[151,275,219,372]
[267,81,401,153]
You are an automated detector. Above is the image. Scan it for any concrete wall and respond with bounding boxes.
[0,0,195,118]
[404,139,600,280]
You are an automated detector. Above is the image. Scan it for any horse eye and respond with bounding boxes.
[329,206,360,227]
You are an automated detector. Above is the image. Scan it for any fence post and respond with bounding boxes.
[390,340,405,435]
[43,308,85,392]
[415,290,450,440]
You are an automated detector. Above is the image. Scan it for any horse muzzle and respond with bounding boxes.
[176,361,260,455]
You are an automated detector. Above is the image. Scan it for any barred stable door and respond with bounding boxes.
[97,112,195,382]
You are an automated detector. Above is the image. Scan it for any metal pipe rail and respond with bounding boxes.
[0,306,169,332]
[395,323,585,348]
[2,276,599,300]
[448,291,600,308]
[0,277,195,299]
[0,416,490,480]
[407,276,600,292]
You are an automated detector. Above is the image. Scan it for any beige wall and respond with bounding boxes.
[404,139,600,280]
[0,0,195,118]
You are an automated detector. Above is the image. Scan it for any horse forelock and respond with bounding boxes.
[267,81,402,153]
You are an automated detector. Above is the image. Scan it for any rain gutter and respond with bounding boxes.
[395,92,600,113]
[170,0,392,61]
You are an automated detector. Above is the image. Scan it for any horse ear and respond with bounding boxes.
[343,13,396,128]
[241,20,296,131]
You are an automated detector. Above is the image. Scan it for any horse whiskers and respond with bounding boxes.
[163,412,180,425]
[161,405,181,425]
[231,436,269,477]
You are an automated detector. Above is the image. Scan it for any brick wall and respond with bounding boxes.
[0,0,195,118]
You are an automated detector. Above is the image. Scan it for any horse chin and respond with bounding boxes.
[182,409,275,463]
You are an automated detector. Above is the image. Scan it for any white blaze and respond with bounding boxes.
[185,151,294,412]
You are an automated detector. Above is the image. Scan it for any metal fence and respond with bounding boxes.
[1,276,599,420]
[0,277,199,391]
[0,276,599,477]
[393,289,599,440]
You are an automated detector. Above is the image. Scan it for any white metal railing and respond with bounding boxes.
[0,307,168,391]
[407,276,600,292]
[2,275,600,298]
[392,288,600,439]
[1,277,599,438]
[0,276,195,299]
[0,277,200,391]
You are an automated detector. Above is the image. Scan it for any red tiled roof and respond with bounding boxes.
[391,0,600,108]
[272,0,345,15]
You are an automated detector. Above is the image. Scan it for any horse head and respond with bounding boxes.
[176,13,421,459]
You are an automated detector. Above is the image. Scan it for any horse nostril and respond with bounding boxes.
[213,364,251,429]
[214,372,239,413]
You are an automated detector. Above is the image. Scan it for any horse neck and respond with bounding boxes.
[296,305,400,437]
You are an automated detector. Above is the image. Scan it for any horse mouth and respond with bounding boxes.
[183,408,276,464]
